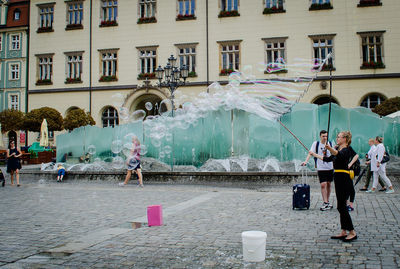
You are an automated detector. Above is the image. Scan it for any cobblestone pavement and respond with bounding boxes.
[0,177,399,268]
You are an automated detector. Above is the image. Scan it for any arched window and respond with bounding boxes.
[312,95,339,105]
[102,107,119,127]
[360,94,386,109]
[14,9,21,20]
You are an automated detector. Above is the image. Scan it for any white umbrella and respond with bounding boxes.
[40,119,49,147]
[386,110,400,118]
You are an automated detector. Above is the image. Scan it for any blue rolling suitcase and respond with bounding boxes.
[292,169,310,210]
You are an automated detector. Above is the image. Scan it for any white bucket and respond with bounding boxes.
[241,231,267,262]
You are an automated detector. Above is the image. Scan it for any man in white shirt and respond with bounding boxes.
[302,130,334,211]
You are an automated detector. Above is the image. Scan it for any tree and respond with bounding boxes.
[23,107,63,132]
[63,108,96,131]
[372,96,400,117]
[0,109,25,132]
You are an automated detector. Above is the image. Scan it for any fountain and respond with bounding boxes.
[50,58,399,174]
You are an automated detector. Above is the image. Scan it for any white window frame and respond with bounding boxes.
[311,0,330,4]
[9,63,20,80]
[65,52,83,80]
[67,1,83,25]
[310,35,335,68]
[360,94,385,109]
[360,32,384,64]
[9,94,19,110]
[138,47,157,74]
[177,0,195,16]
[100,50,118,77]
[0,36,2,51]
[10,34,20,50]
[263,37,287,71]
[37,55,53,81]
[219,42,240,72]
[102,106,119,127]
[39,5,54,28]
[139,0,156,18]
[220,0,239,11]
[101,0,118,22]
[177,45,196,74]
[265,0,284,9]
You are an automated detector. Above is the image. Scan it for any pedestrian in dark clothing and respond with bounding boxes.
[6,140,22,186]
[311,131,357,242]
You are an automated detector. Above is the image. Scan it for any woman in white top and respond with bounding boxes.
[367,136,394,193]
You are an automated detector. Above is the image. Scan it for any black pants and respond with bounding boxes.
[334,173,354,231]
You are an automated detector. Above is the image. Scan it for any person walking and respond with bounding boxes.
[360,138,386,191]
[366,136,394,193]
[6,140,22,186]
[311,131,357,242]
[302,130,334,211]
[119,136,144,187]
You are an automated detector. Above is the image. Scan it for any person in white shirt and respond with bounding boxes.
[360,138,385,191]
[366,136,394,193]
[302,130,334,211]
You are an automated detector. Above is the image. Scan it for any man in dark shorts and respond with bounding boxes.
[302,130,334,211]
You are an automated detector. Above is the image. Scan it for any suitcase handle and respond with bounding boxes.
[300,168,308,185]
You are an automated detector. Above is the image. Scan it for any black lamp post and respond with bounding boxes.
[155,55,189,116]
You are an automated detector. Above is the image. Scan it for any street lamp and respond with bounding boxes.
[155,55,189,116]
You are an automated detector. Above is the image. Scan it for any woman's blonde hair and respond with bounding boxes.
[340,131,352,145]
[375,136,383,143]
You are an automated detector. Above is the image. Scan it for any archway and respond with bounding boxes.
[133,94,164,117]
[312,95,339,105]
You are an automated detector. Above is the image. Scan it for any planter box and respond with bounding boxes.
[358,0,382,7]
[65,24,83,30]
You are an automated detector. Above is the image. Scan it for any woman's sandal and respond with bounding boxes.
[330,235,347,240]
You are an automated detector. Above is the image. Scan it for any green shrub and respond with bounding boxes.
[23,107,63,132]
[372,96,400,116]
[0,109,25,132]
[63,108,96,131]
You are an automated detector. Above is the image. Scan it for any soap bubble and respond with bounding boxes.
[165,132,173,142]
[130,110,146,122]
[111,156,125,169]
[118,107,129,121]
[124,133,137,143]
[228,72,241,87]
[145,102,153,111]
[112,93,125,107]
[87,145,96,155]
[94,158,102,164]
[151,139,161,148]
[159,151,165,159]
[122,142,134,157]
[159,99,172,116]
[139,144,148,155]
[164,145,172,155]
[111,140,123,154]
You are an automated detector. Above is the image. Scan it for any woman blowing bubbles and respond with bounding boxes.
[310,131,357,242]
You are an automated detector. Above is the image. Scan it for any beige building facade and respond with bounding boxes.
[28,0,400,144]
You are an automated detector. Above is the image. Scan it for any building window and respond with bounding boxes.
[359,32,385,69]
[10,95,18,110]
[360,94,385,109]
[14,9,21,20]
[309,0,332,10]
[36,55,53,84]
[102,107,119,127]
[138,47,157,79]
[263,38,287,73]
[177,45,196,77]
[100,0,118,26]
[99,50,118,81]
[38,5,54,32]
[66,2,83,28]
[219,0,239,17]
[65,53,83,83]
[264,0,285,14]
[177,0,195,19]
[10,34,20,50]
[10,64,20,80]
[219,42,240,75]
[311,36,334,70]
[138,0,157,23]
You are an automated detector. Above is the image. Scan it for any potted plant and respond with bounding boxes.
[219,68,234,76]
[176,14,196,20]
[137,17,157,24]
[100,20,118,27]
[358,0,381,7]
[218,10,240,18]
[37,26,53,33]
[36,79,52,85]
[99,75,118,82]
[65,77,82,84]
[309,2,333,10]
[263,6,285,14]
[65,23,83,30]
[137,72,156,80]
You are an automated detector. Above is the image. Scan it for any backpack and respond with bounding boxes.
[349,147,361,176]
[313,141,332,168]
[381,147,390,164]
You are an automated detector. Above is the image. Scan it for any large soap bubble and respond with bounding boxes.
[130,110,146,122]
[159,99,172,116]
[87,145,96,155]
[139,144,148,155]
[111,140,123,154]
[145,102,153,111]
[118,107,130,121]
[111,156,125,169]
[164,145,172,155]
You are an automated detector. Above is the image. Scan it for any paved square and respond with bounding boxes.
[0,178,399,268]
